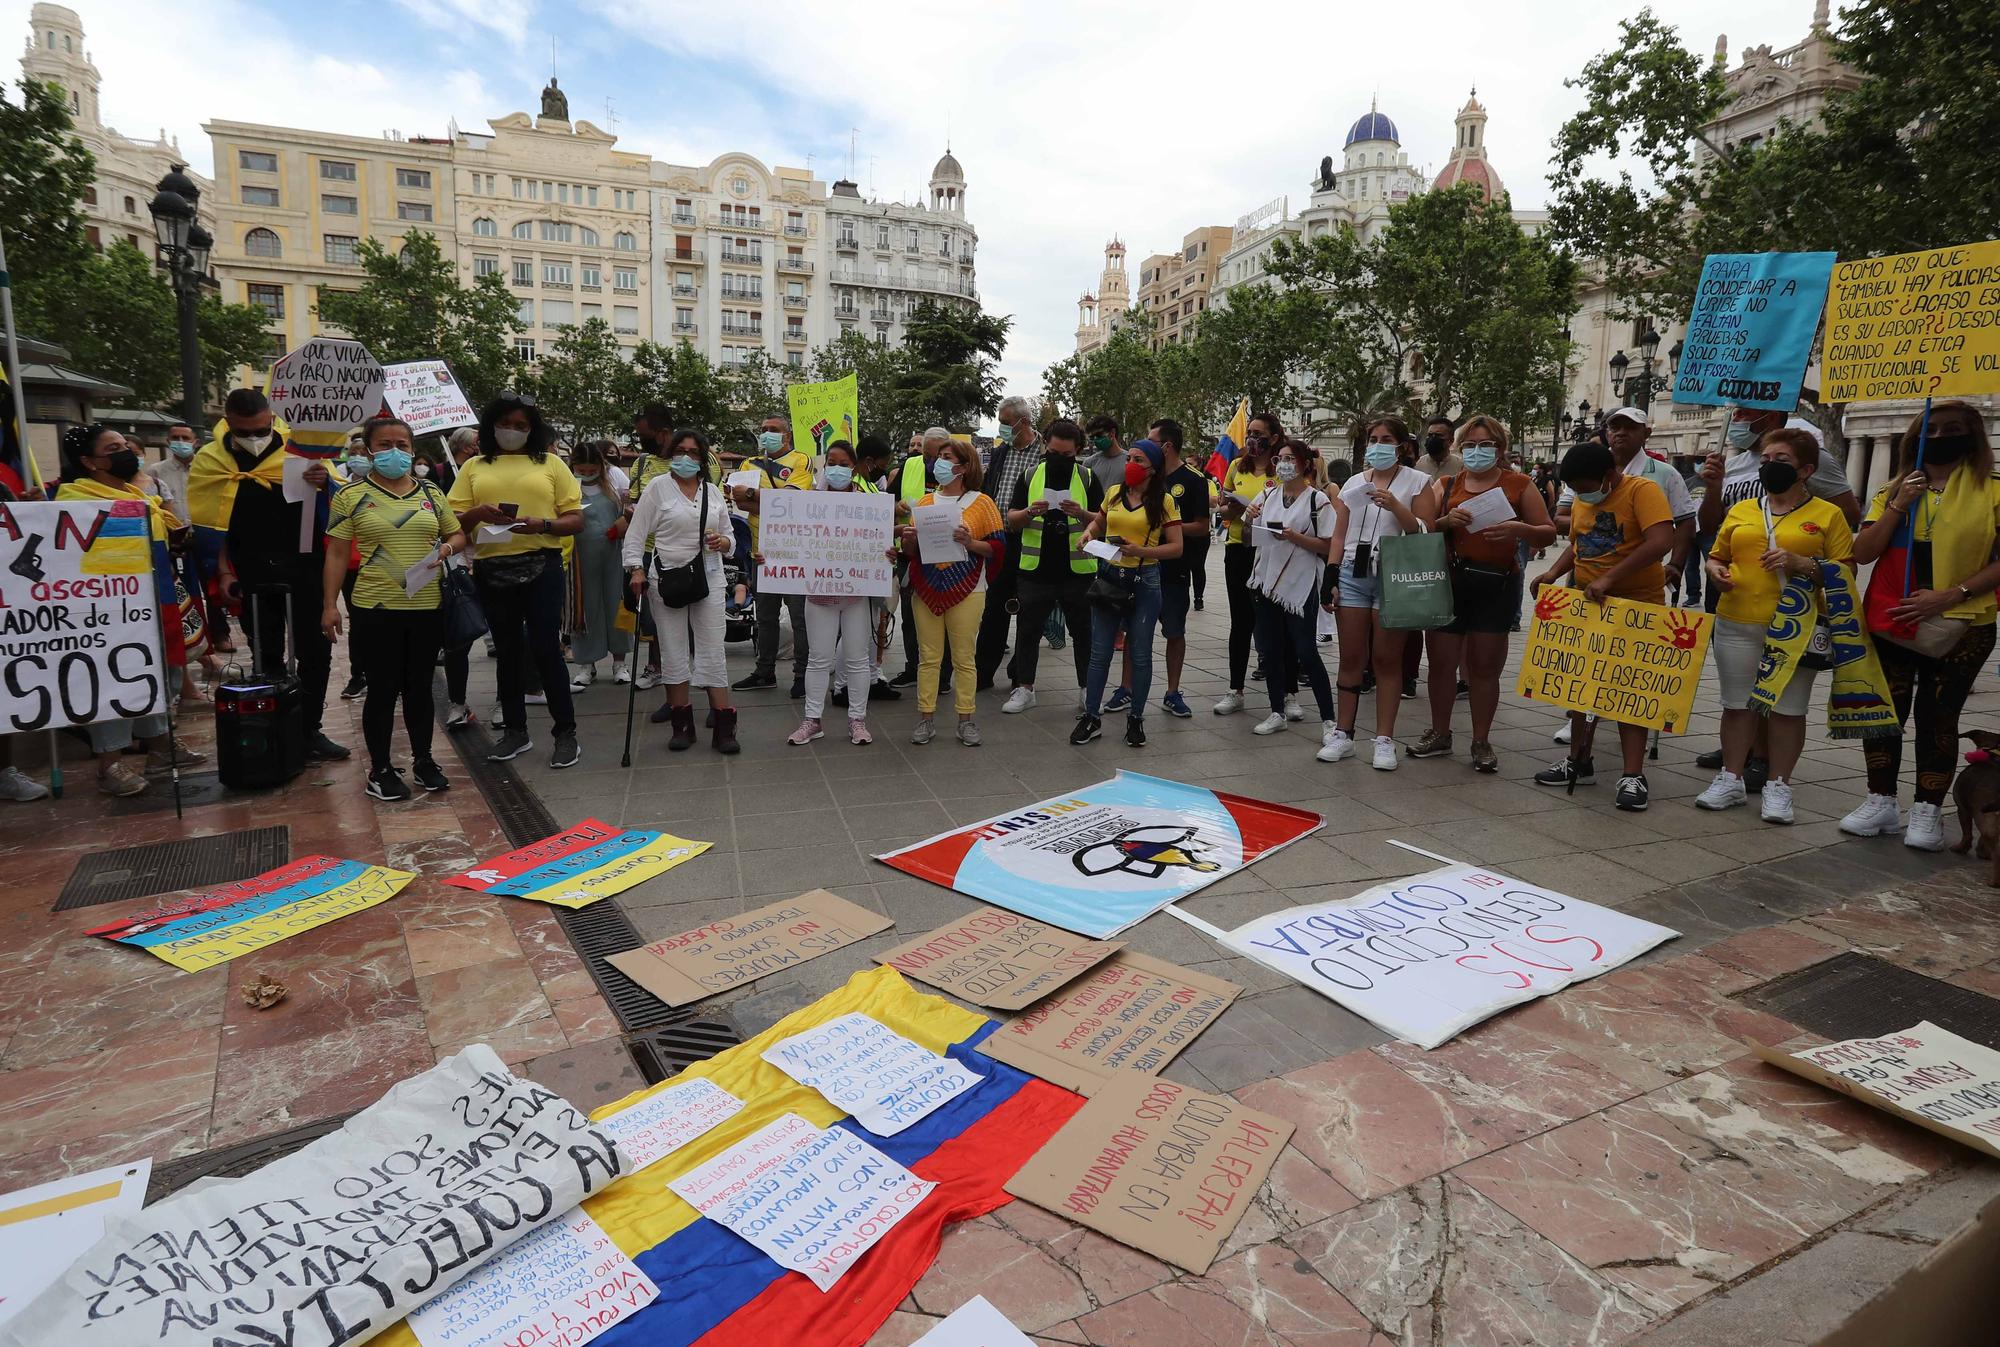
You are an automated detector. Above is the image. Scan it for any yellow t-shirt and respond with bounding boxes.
[1572,474,1673,601]
[1710,495,1853,626]
[1221,461,1270,546]
[446,453,581,558]
[1101,492,1180,569]
[327,478,460,610]
[1862,474,2000,625]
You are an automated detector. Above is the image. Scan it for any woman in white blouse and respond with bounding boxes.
[1244,440,1340,761]
[624,430,739,754]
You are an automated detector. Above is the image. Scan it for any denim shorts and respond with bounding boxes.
[1336,558,1380,609]
[1159,570,1192,638]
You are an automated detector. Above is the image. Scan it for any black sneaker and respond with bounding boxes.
[550,733,581,769]
[1744,756,1769,795]
[1615,773,1651,811]
[1069,715,1103,745]
[1125,717,1146,747]
[790,677,807,700]
[339,675,367,700]
[1533,756,1595,788]
[1402,677,1418,700]
[412,759,450,792]
[832,686,850,708]
[307,732,352,761]
[870,678,902,702]
[1193,596,1204,611]
[1695,748,1725,770]
[888,669,918,688]
[733,671,778,690]
[1360,670,1376,693]
[365,766,410,801]
[488,729,533,761]
[1455,678,1470,700]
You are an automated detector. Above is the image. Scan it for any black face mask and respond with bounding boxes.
[1757,462,1799,494]
[104,449,142,481]
[1425,434,1447,455]
[1924,432,1974,465]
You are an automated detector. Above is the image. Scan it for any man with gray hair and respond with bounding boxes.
[888,426,959,687]
[975,396,1037,689]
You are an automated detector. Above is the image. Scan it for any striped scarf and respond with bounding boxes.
[910,491,1005,615]
[1754,558,1896,740]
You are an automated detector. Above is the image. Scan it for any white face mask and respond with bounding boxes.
[494,428,530,451]
[235,431,274,454]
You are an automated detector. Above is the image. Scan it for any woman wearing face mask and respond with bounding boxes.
[624,431,739,753]
[322,418,467,801]
[1408,417,1555,773]
[1327,417,1436,769]
[1843,402,2000,849]
[448,393,587,769]
[1240,441,1340,760]
[330,440,375,703]
[1214,413,1284,715]
[900,442,1004,747]
[790,442,889,747]
[566,441,633,693]
[1072,439,1182,747]
[55,425,207,796]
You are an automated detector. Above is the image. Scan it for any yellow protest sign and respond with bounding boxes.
[786,372,859,457]
[1820,239,2000,403]
[1516,589,1714,733]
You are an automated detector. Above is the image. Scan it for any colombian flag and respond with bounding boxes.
[371,965,1085,1347]
[1205,397,1249,480]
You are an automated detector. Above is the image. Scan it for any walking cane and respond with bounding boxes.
[620,571,645,768]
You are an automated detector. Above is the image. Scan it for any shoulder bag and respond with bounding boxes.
[655,481,712,609]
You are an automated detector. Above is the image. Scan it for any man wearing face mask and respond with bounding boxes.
[1081,414,1126,496]
[732,413,814,695]
[154,423,198,523]
[1417,416,1463,480]
[187,388,346,760]
[1001,419,1103,712]
[976,396,1037,690]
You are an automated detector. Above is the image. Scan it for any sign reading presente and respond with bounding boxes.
[756,489,896,598]
[1516,589,1713,734]
[1674,251,1836,410]
[1820,239,2000,403]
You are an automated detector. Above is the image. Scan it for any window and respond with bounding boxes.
[587,186,598,206]
[542,300,573,326]
[674,308,693,331]
[613,232,636,251]
[512,260,533,285]
[239,150,278,172]
[398,201,433,222]
[580,264,601,288]
[244,227,282,258]
[474,256,499,277]
[787,350,803,368]
[540,221,572,243]
[120,194,135,215]
[732,176,749,194]
[81,185,97,206]
[473,217,497,237]
[512,177,525,198]
[266,331,289,359]
[246,283,285,319]
[241,185,280,207]
[613,267,638,290]
[321,194,357,215]
[876,225,890,248]
[673,198,695,223]
[541,181,554,201]
[543,262,571,285]
[323,234,360,265]
[321,160,356,182]
[907,228,919,251]
[396,168,431,190]
[511,220,533,240]
[614,305,639,334]
[514,338,536,362]
[582,303,603,323]
[557,183,569,204]
[578,226,598,247]
[515,299,534,324]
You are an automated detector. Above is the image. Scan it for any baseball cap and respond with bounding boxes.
[1606,406,1649,428]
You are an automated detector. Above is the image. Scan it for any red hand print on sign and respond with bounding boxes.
[1534,588,1575,623]
[1664,610,1701,650]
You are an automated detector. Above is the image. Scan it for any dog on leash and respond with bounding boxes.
[1951,730,2000,886]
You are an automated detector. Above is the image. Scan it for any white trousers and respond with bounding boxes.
[804,596,874,720]
[649,585,727,689]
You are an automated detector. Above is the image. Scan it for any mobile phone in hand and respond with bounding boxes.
[498,502,520,518]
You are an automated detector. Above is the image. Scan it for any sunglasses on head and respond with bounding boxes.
[498,390,538,409]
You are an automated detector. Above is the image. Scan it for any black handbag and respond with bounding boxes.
[654,481,712,609]
[438,559,489,648]
[1087,564,1138,614]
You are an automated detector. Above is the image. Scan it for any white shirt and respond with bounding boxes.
[1337,464,1430,563]
[579,463,629,502]
[1559,450,1697,521]
[1250,484,1335,614]
[623,476,726,576]
[152,454,193,523]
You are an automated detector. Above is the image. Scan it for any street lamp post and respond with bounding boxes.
[148,165,214,426]
[1557,410,1573,458]
[1608,327,1665,414]
[1574,399,1592,442]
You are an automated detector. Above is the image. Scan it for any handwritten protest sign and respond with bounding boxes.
[1221,863,1677,1049]
[911,1297,1035,1347]
[0,1160,150,1328]
[445,817,709,908]
[669,1112,934,1291]
[267,337,385,438]
[382,359,479,436]
[1753,1023,2000,1161]
[1674,251,1836,410]
[407,1208,657,1347]
[976,952,1239,1095]
[876,908,1123,1011]
[785,371,859,458]
[0,500,166,732]
[1004,1076,1292,1274]
[607,889,893,1007]
[1821,239,2000,403]
[761,1012,983,1136]
[1516,589,1713,733]
[0,1045,626,1347]
[756,489,895,598]
[598,1076,745,1170]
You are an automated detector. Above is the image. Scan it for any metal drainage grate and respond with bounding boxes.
[628,1021,743,1085]
[146,1112,355,1202]
[1740,951,2000,1050]
[55,825,292,910]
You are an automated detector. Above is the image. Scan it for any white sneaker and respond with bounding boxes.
[0,765,48,801]
[1372,735,1399,771]
[1317,722,1352,763]
[1903,801,1946,851]
[1212,691,1245,715]
[1284,697,1305,722]
[1552,720,1572,744]
[1695,770,1748,812]
[568,666,596,692]
[1002,687,1037,714]
[1839,793,1903,837]
[614,664,633,684]
[524,691,549,705]
[635,666,662,690]
[1252,711,1288,735]
[1760,780,1795,825]
[446,702,473,727]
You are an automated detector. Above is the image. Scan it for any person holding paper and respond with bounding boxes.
[1001,419,1104,715]
[565,441,634,694]
[1070,439,1182,747]
[732,413,814,698]
[900,442,1003,747]
[790,442,889,748]
[890,427,953,690]
[1240,440,1343,764]
[1214,415,1282,715]
[1408,416,1554,774]
[321,418,466,801]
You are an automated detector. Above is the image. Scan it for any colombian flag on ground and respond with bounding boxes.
[446,818,711,908]
[1205,397,1249,480]
[369,966,1084,1347]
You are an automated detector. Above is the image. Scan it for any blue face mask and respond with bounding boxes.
[1574,486,1609,505]
[1726,421,1759,450]
[169,441,197,461]
[669,455,701,479]
[933,456,958,485]
[346,454,374,479]
[1461,444,1498,472]
[372,448,413,479]
[993,422,1013,446]
[757,431,784,453]
[1364,444,1398,470]
[824,464,854,490]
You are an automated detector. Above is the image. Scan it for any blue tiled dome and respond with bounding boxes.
[1344,110,1399,147]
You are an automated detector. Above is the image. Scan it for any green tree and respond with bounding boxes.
[315,232,522,408]
[1188,284,1329,430]
[0,78,95,335]
[524,319,634,445]
[807,330,915,442]
[1040,352,1081,422]
[723,348,789,450]
[627,339,735,443]
[895,299,1010,432]
[1072,313,1162,440]
[197,295,277,405]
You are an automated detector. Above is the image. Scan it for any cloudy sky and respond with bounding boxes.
[13,0,1825,406]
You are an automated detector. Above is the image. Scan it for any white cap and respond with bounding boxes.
[1606,406,1650,428]
[1783,415,1826,446]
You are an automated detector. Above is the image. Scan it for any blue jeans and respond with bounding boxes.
[1086,564,1162,720]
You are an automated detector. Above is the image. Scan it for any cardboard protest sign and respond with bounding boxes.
[876,908,1123,1011]
[1753,1023,2000,1161]
[785,371,858,458]
[1821,239,2000,403]
[0,1160,150,1328]
[407,1208,657,1347]
[86,856,416,971]
[976,952,1239,1095]
[668,1112,934,1292]
[1004,1075,1292,1275]
[761,1012,984,1136]
[878,772,1323,939]
[0,1046,626,1347]
[607,889,893,1007]
[598,1076,745,1170]
[1516,588,1713,733]
[382,359,479,436]
[0,500,166,733]
[1221,863,1677,1049]
[446,818,709,909]
[755,489,895,598]
[1675,251,1837,410]
[267,337,385,438]
[911,1297,1035,1346]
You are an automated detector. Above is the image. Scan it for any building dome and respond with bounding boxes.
[930,149,964,183]
[1432,155,1504,200]
[1344,109,1398,147]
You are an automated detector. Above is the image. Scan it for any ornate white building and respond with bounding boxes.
[1074,239,1127,357]
[821,151,980,353]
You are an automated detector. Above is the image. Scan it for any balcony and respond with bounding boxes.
[614,325,639,336]
[783,294,807,310]
[672,320,697,335]
[720,324,762,339]
[719,249,763,266]
[834,236,858,254]
[580,282,601,292]
[720,291,764,304]
[670,248,704,264]
[835,308,859,321]
[613,285,639,295]
[783,328,807,344]
[870,309,893,322]
[783,223,808,237]
[542,280,573,290]
[777,255,813,274]
[712,213,773,232]
[904,245,920,255]
[670,211,698,226]
[672,284,698,298]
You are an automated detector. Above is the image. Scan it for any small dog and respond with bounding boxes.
[1951,730,2000,885]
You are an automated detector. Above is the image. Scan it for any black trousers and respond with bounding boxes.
[1224,544,1257,691]
[976,538,1022,686]
[477,556,576,736]
[1013,573,1092,689]
[241,553,331,736]
[352,606,443,770]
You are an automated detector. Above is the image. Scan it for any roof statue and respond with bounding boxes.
[541,77,568,121]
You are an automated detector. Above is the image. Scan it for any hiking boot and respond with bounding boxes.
[712,708,741,755]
